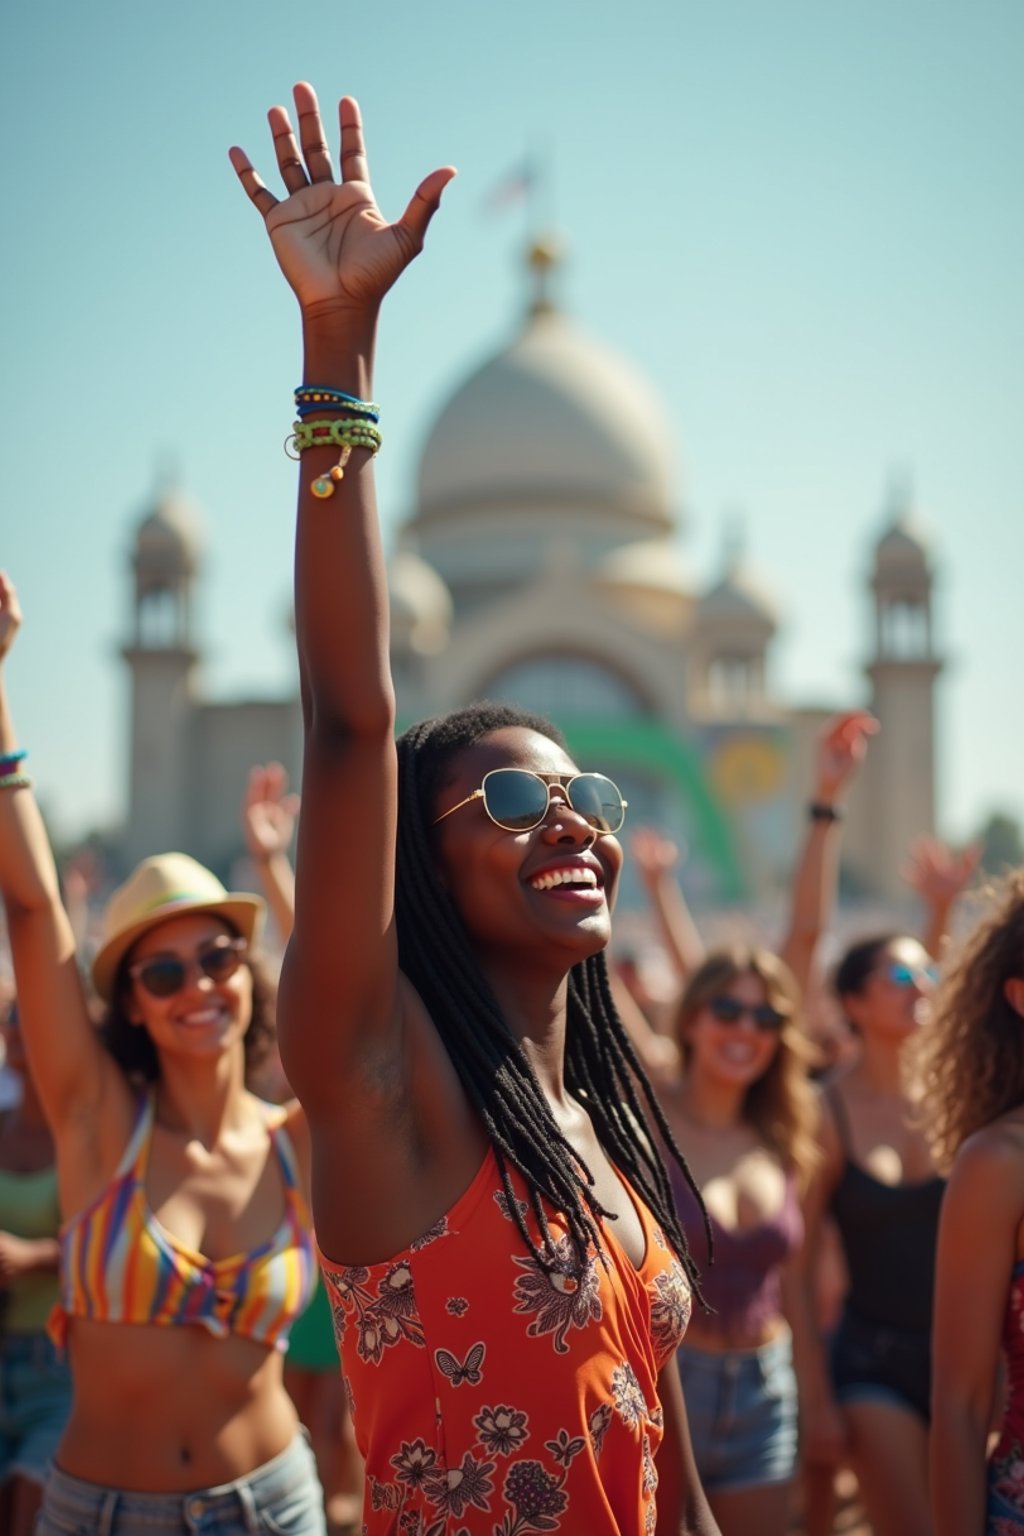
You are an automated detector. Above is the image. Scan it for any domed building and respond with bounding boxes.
[119,252,942,905]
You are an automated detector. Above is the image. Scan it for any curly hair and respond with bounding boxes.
[100,928,277,1087]
[675,946,821,1187]
[395,700,709,1289]
[917,867,1024,1171]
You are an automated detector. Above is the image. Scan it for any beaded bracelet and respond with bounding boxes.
[294,386,380,422]
[0,773,31,791]
[286,417,383,500]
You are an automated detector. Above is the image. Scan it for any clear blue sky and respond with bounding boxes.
[2,0,1022,846]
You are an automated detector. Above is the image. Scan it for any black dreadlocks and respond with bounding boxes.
[394,701,710,1296]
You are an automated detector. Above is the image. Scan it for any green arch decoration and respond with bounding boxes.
[560,717,745,901]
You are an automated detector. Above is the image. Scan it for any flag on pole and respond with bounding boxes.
[482,160,536,214]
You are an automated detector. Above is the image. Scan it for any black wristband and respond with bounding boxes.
[808,802,842,823]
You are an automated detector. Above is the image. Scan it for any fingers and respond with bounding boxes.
[228,146,279,219]
[293,82,334,184]
[338,95,370,184]
[397,165,458,250]
[268,105,310,195]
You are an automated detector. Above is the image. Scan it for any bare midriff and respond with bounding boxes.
[682,1311,790,1354]
[59,1321,299,1489]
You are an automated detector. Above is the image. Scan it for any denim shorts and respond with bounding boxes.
[35,1432,326,1535]
[0,1329,73,1486]
[830,1307,932,1423]
[677,1331,798,1492]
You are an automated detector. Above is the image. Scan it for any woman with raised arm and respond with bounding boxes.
[230,84,718,1535]
[924,870,1024,1536]
[0,574,325,1535]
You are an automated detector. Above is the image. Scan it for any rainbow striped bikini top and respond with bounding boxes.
[50,1092,316,1352]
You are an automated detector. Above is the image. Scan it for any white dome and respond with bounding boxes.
[135,486,201,572]
[875,517,930,570]
[596,539,691,596]
[416,308,679,530]
[388,549,452,656]
[698,561,778,630]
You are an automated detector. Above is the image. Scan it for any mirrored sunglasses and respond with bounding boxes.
[885,961,940,989]
[707,995,787,1033]
[434,768,627,835]
[127,936,248,999]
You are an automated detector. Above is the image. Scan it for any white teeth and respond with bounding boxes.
[181,1009,222,1026]
[530,867,598,892]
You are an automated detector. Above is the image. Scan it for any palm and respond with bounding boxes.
[230,85,454,313]
[266,182,411,309]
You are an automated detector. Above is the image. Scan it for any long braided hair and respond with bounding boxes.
[395,702,709,1293]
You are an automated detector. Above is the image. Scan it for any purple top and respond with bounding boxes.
[669,1160,802,1339]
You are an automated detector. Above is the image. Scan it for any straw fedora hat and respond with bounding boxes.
[91,853,265,1002]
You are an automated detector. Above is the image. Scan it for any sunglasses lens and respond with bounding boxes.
[888,964,915,986]
[709,997,744,1024]
[199,944,243,983]
[482,770,550,831]
[753,1007,785,1032]
[137,958,187,998]
[568,774,625,833]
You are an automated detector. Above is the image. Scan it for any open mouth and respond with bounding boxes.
[527,863,605,902]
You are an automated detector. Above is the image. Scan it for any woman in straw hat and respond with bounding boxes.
[0,574,326,1533]
[227,83,718,1536]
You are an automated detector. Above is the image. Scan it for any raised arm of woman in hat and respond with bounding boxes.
[0,576,135,1180]
[229,94,455,1114]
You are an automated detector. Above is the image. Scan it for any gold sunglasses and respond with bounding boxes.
[433,768,627,834]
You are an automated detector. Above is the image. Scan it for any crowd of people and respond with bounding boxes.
[0,83,1021,1536]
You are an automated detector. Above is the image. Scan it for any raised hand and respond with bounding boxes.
[229,84,456,313]
[631,825,684,884]
[242,763,301,862]
[904,835,981,910]
[814,709,878,804]
[0,572,22,666]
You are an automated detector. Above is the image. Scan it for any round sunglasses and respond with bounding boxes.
[433,768,627,835]
[126,936,248,1000]
[707,995,787,1033]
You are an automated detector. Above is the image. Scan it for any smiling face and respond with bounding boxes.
[683,969,785,1093]
[842,936,935,1040]
[123,911,254,1067]
[431,726,623,969]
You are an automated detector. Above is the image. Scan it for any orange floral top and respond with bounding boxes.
[319,1149,692,1535]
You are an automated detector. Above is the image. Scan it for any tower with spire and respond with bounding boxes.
[859,481,943,898]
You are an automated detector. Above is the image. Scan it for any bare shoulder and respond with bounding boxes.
[952,1113,1024,1196]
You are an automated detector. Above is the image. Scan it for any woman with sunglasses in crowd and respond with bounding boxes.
[229,83,718,1535]
[625,714,872,1536]
[795,929,955,1536]
[925,869,1024,1535]
[0,576,326,1534]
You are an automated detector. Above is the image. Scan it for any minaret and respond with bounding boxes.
[863,480,943,899]
[121,481,201,866]
[689,523,778,716]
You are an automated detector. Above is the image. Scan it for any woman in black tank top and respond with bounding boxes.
[796,932,946,1536]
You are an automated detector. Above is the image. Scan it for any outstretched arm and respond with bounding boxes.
[631,826,705,986]
[903,836,980,963]
[230,88,454,1109]
[241,762,299,944]
[0,575,123,1136]
[778,711,877,1000]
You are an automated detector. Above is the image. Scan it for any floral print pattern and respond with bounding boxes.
[987,1268,1024,1528]
[511,1235,602,1354]
[319,1149,690,1532]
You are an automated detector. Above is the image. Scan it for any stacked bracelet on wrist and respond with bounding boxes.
[0,749,30,791]
[808,802,842,823]
[286,388,383,500]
